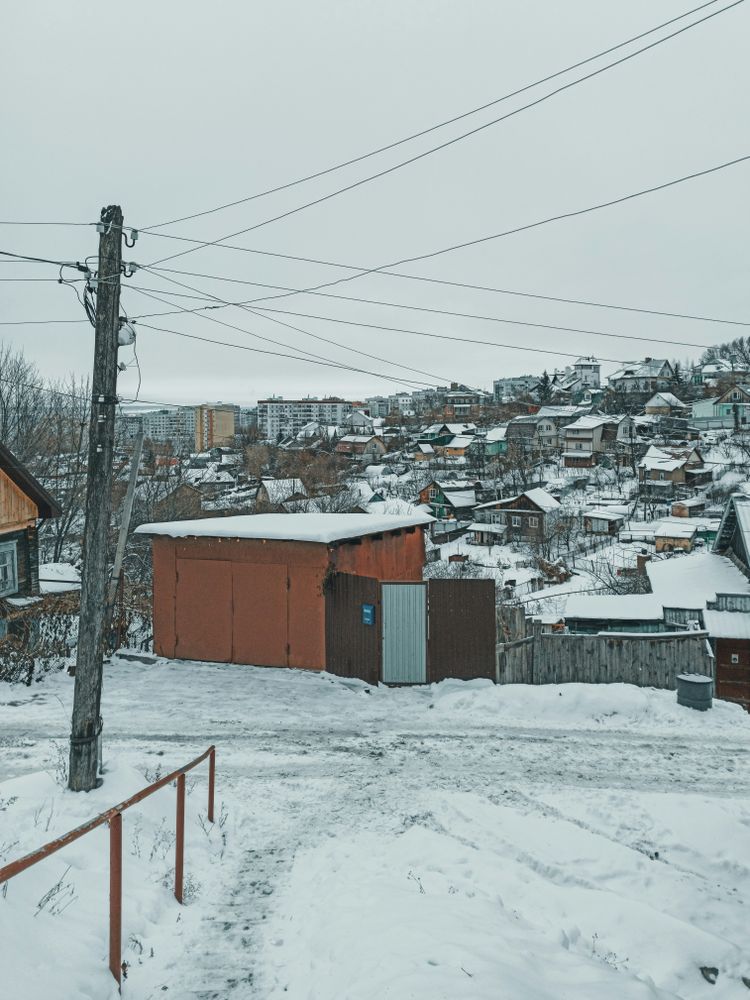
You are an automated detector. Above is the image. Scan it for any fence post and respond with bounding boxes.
[109,811,122,986]
[175,774,185,904]
[208,748,215,824]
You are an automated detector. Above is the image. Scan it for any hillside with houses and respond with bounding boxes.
[3,3,750,996]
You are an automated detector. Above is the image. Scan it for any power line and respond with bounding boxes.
[142,0,727,232]
[144,1,743,268]
[128,280,629,367]
[136,321,436,388]
[246,305,717,353]
[0,249,90,269]
[127,276,728,352]
[234,154,750,308]
[0,318,89,326]
[125,283,449,387]
[148,256,750,329]
[139,153,750,324]
[0,221,92,227]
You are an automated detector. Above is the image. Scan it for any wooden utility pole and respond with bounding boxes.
[69,205,123,792]
[105,428,143,633]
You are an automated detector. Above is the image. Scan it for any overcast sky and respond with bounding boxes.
[2,1,748,407]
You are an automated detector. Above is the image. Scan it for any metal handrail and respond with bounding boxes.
[0,744,216,988]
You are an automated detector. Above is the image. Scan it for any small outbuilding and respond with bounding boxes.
[137,512,432,669]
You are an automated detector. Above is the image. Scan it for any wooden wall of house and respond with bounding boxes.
[497,629,713,687]
[1,527,39,597]
[0,469,37,533]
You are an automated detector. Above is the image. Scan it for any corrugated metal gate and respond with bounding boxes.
[325,574,495,684]
[381,583,427,683]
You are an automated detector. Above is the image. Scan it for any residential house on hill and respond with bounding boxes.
[0,443,61,599]
[472,488,561,543]
[562,415,634,469]
[481,426,508,458]
[256,478,308,511]
[638,445,710,496]
[417,480,478,520]
[443,385,491,420]
[335,435,387,462]
[608,358,673,395]
[693,384,750,429]
[419,423,476,446]
[644,392,688,416]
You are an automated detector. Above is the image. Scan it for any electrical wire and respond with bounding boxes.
[125,277,730,352]
[142,0,728,231]
[125,285,449,387]
[0,249,90,269]
[232,154,750,308]
[137,151,750,317]
[0,221,92,227]
[135,321,437,388]
[147,256,750,328]
[144,2,744,269]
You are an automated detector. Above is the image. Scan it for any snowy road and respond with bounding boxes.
[2,660,750,998]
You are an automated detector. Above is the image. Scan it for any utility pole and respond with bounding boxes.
[69,205,123,792]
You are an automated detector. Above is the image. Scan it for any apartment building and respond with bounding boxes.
[195,403,236,450]
[493,375,538,402]
[119,407,197,452]
[257,397,353,440]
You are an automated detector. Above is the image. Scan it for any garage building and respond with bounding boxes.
[136,513,432,669]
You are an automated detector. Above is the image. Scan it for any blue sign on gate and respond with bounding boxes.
[361,603,376,626]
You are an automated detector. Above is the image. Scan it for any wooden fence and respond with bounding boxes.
[496,629,713,688]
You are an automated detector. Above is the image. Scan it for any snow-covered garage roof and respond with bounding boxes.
[135,512,434,544]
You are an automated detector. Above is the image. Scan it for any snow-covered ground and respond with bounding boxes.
[2,660,750,998]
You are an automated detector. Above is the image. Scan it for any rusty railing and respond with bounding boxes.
[0,745,216,987]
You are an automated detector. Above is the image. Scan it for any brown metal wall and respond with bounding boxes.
[426,579,496,682]
[715,638,750,711]
[324,573,381,684]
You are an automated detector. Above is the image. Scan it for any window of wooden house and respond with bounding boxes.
[0,541,18,598]
[529,516,539,527]
[511,515,521,527]
[731,653,739,664]
[428,487,437,499]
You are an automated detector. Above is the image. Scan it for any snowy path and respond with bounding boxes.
[2,661,750,998]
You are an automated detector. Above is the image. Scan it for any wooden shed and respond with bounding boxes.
[137,513,432,669]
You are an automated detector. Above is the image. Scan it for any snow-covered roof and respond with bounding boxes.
[647,553,750,609]
[445,435,474,449]
[654,521,697,539]
[564,414,610,430]
[135,512,434,544]
[259,478,307,502]
[702,610,750,639]
[584,508,625,522]
[338,434,379,444]
[485,426,507,442]
[523,488,561,512]
[646,392,686,408]
[417,443,435,454]
[565,594,663,621]
[638,446,685,473]
[442,490,477,508]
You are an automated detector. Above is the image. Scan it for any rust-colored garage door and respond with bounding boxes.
[175,558,232,661]
[232,562,288,666]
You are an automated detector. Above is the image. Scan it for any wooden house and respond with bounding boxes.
[256,478,308,511]
[582,508,625,536]
[638,445,711,495]
[473,488,560,542]
[335,435,387,462]
[0,443,61,599]
[644,392,688,416]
